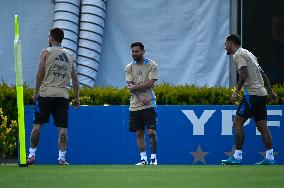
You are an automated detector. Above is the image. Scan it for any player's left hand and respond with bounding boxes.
[72,98,80,109]
[268,91,278,103]
[137,94,150,105]
[231,92,238,104]
[141,97,150,105]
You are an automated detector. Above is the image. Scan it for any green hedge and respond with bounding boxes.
[0,83,283,122]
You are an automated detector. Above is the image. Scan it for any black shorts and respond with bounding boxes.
[33,97,69,128]
[236,95,267,121]
[129,107,157,132]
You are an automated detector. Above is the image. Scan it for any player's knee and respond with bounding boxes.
[256,124,270,136]
[148,129,156,137]
[136,130,144,137]
[59,133,67,142]
[256,121,266,132]
[32,128,40,137]
[59,129,68,142]
[234,116,246,125]
[233,120,244,130]
[32,124,41,132]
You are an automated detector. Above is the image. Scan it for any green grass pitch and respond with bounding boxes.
[0,165,283,188]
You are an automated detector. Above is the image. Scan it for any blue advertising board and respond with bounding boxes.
[24,105,283,165]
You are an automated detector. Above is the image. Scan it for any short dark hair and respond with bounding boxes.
[226,34,241,46]
[131,41,144,50]
[49,28,64,43]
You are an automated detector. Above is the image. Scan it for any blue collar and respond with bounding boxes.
[132,58,150,64]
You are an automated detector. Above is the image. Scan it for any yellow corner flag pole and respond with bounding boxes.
[14,15,27,167]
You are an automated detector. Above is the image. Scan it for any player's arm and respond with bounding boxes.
[260,69,272,94]
[33,49,48,102]
[127,81,144,97]
[125,65,145,98]
[129,62,158,93]
[231,66,248,103]
[71,61,80,107]
[260,69,278,102]
[125,64,152,105]
[128,79,156,93]
[236,66,248,94]
[127,81,150,105]
[231,55,248,103]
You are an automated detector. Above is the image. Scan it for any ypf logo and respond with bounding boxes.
[181,109,282,135]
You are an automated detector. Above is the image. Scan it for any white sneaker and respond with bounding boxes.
[150,158,158,165]
[58,158,69,165]
[135,159,148,165]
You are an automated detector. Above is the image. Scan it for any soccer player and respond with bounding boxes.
[125,42,158,165]
[27,28,80,165]
[221,34,278,165]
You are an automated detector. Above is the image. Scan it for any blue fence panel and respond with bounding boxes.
[24,105,283,165]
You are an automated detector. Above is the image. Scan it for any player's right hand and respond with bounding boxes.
[138,95,150,105]
[32,92,37,103]
[231,92,238,104]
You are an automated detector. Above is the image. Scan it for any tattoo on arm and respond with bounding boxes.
[260,69,272,94]
[127,80,155,95]
[135,80,156,91]
[71,63,79,99]
[127,81,146,102]
[127,81,134,87]
[236,66,248,93]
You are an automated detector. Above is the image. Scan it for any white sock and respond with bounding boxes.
[140,151,147,161]
[58,150,66,160]
[266,149,274,160]
[151,154,156,160]
[233,150,242,160]
[28,147,36,158]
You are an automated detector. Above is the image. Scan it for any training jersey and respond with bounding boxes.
[125,58,158,111]
[39,46,74,99]
[233,48,267,96]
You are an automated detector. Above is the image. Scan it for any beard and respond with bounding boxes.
[226,49,232,55]
[132,56,142,62]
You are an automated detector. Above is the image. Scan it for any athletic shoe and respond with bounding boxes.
[27,155,36,165]
[58,158,69,165]
[135,159,148,165]
[255,158,275,165]
[150,158,158,165]
[221,156,242,165]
